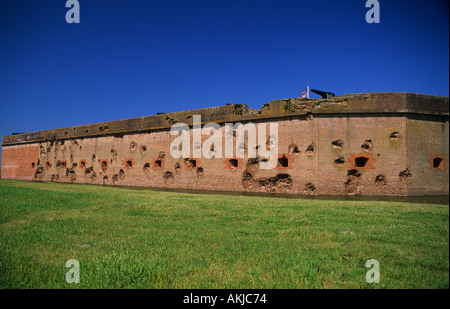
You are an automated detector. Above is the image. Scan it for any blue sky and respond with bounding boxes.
[0,0,449,164]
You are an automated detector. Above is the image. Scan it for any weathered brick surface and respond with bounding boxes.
[1,144,39,181]
[1,93,448,196]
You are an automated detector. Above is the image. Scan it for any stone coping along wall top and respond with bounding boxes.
[2,92,448,146]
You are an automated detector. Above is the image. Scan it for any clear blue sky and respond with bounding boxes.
[0,0,449,164]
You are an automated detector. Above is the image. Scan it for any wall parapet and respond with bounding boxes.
[2,92,448,146]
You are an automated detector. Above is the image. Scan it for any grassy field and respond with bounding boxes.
[0,180,448,289]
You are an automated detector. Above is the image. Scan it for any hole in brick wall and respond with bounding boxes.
[375,174,387,187]
[184,158,197,168]
[304,183,316,194]
[72,162,77,168]
[347,169,361,178]
[332,140,344,148]
[399,168,412,182]
[277,155,289,168]
[163,171,174,183]
[50,174,56,182]
[60,161,67,168]
[433,157,444,169]
[158,152,165,160]
[306,143,316,156]
[90,172,97,180]
[125,160,133,168]
[258,174,293,192]
[242,172,292,192]
[196,167,204,177]
[140,145,147,155]
[242,171,254,189]
[355,156,369,168]
[112,174,119,185]
[100,160,108,170]
[390,132,400,140]
[228,159,239,169]
[345,169,361,195]
[31,162,36,168]
[110,149,118,159]
[92,154,96,160]
[288,144,300,155]
[114,133,124,140]
[143,163,150,171]
[130,142,138,152]
[46,161,52,168]
[56,160,61,168]
[103,175,108,182]
[84,166,94,176]
[361,139,373,151]
[334,157,346,167]
[119,169,125,180]
[79,160,86,168]
[154,160,163,168]
[175,163,181,173]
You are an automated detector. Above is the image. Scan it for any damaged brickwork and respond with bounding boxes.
[1,92,449,196]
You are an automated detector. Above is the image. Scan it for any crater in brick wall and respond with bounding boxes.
[32,164,45,182]
[345,169,361,195]
[334,156,346,167]
[399,168,412,183]
[196,167,204,177]
[111,148,118,159]
[288,144,300,156]
[143,163,150,172]
[163,171,174,183]
[139,145,147,155]
[390,132,400,141]
[361,139,373,152]
[241,171,292,192]
[304,183,316,194]
[332,140,344,149]
[119,169,125,180]
[175,163,181,173]
[375,174,387,187]
[112,174,119,185]
[130,142,138,152]
[184,158,197,168]
[84,166,94,176]
[306,143,316,156]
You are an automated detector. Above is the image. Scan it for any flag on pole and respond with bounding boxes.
[301,88,308,98]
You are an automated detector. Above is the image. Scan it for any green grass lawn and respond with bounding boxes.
[0,180,448,289]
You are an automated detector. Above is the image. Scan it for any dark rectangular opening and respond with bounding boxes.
[355,156,369,168]
[277,156,289,168]
[433,157,444,169]
[229,159,239,169]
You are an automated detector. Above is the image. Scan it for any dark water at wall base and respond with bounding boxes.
[109,184,449,205]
